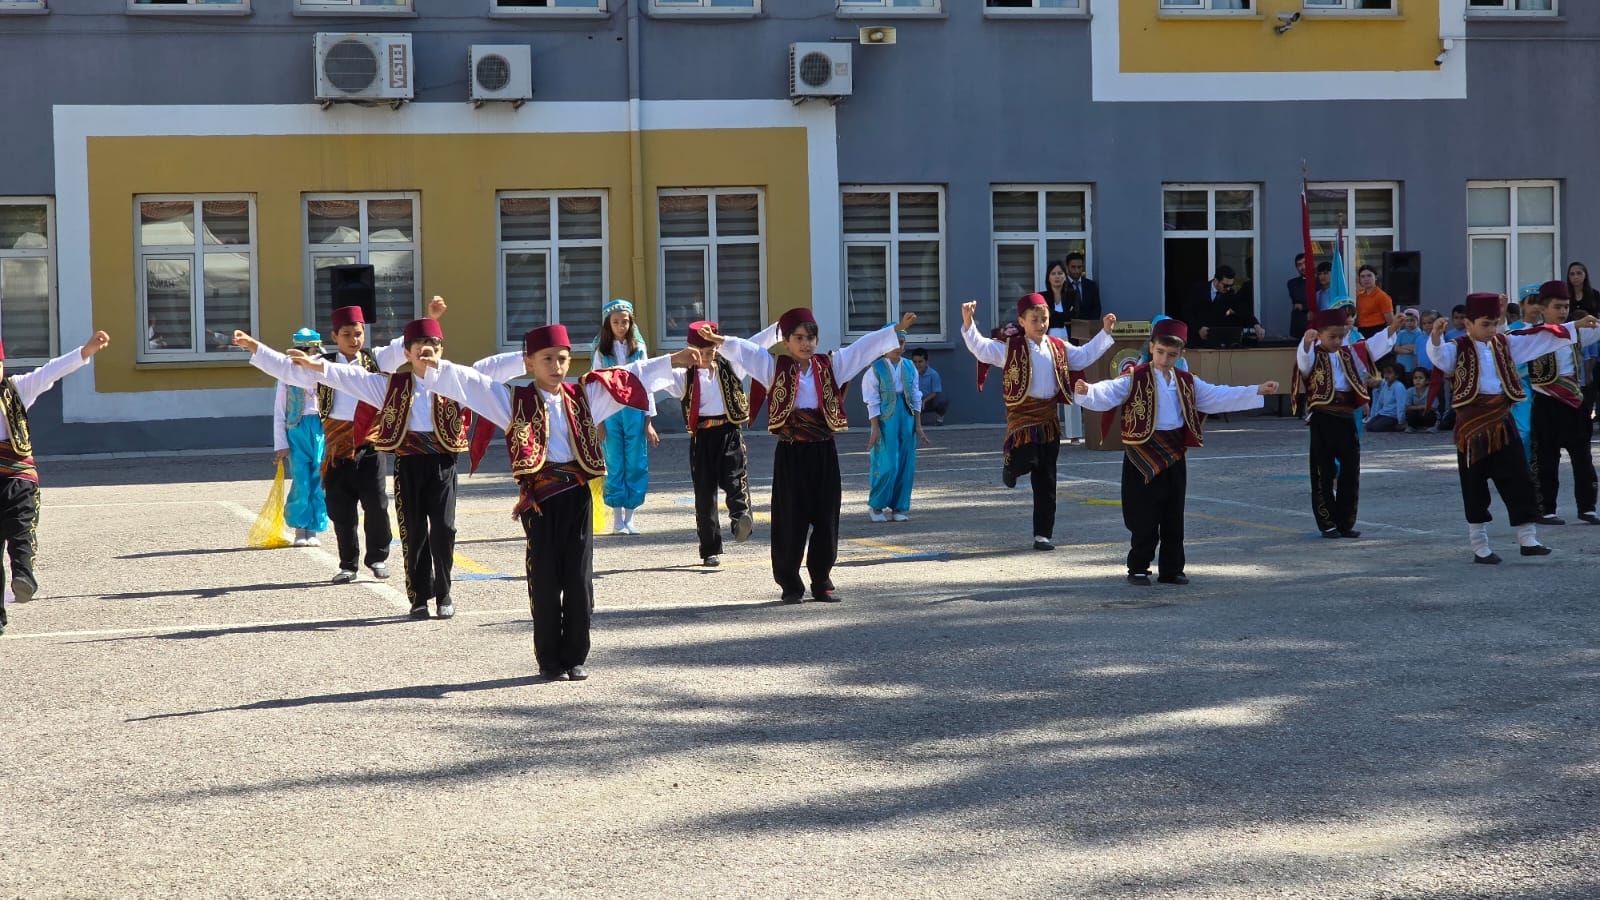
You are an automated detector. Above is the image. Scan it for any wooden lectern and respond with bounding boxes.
[1071,319,1153,452]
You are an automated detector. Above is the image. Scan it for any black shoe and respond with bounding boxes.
[812,584,841,602]
[1003,467,1018,489]
[781,589,805,604]
[1520,544,1553,557]
[409,601,431,619]
[1320,528,1341,539]
[703,555,721,567]
[369,562,390,580]
[1157,573,1190,585]
[332,570,357,584]
[1536,514,1565,526]
[10,574,37,604]
[436,599,455,619]
[1339,529,1362,539]
[1033,538,1055,551]
[732,514,754,543]
[1472,553,1502,565]
[1579,511,1600,525]
[566,666,590,681]
[540,668,570,682]
[1127,572,1152,587]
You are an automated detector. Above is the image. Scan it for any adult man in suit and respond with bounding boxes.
[1064,252,1101,321]
[1184,265,1265,347]
[1287,253,1309,337]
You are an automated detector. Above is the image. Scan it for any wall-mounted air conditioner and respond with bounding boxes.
[315,33,414,109]
[469,45,533,108]
[789,42,852,104]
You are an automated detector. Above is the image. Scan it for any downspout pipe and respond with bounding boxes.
[626,2,648,334]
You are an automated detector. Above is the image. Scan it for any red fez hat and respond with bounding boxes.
[1311,308,1349,332]
[687,320,718,349]
[523,324,570,355]
[777,307,816,338]
[402,318,443,344]
[331,305,366,330]
[1465,293,1505,321]
[1539,280,1569,301]
[1151,318,1188,344]
[1017,293,1048,316]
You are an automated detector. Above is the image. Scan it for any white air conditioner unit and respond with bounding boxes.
[789,42,852,104]
[314,33,414,109]
[469,45,533,108]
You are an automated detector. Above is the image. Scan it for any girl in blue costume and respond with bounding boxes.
[863,323,929,522]
[277,328,329,547]
[592,298,658,534]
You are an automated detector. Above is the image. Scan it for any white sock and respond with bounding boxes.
[1516,523,1540,548]
[1469,522,1491,558]
[613,507,626,530]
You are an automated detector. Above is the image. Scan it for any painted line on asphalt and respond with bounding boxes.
[217,501,412,609]
[1060,476,1437,536]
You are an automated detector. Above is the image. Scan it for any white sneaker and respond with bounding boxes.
[292,528,309,548]
[306,534,321,547]
[892,511,909,522]
[623,509,641,535]
[868,508,888,523]
[612,507,628,535]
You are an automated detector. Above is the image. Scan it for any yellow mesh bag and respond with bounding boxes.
[247,461,294,549]
[590,476,607,534]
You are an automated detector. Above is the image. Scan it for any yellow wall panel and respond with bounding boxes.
[1122,0,1441,73]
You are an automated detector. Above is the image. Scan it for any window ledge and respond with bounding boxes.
[983,9,1089,20]
[126,6,251,15]
[135,357,254,370]
[1301,12,1405,21]
[0,8,49,15]
[488,8,609,19]
[1157,12,1262,20]
[1465,13,1562,20]
[647,7,761,18]
[835,8,947,19]
[293,7,418,16]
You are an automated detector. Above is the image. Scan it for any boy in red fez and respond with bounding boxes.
[1426,292,1600,563]
[419,325,700,680]
[696,308,912,603]
[1293,305,1406,538]
[1076,319,1277,586]
[0,328,111,635]
[960,294,1118,551]
[663,320,758,567]
[236,296,447,585]
[1523,281,1600,525]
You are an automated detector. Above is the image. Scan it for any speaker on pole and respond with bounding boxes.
[1383,251,1421,309]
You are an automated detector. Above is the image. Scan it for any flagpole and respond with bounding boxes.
[1302,160,1318,315]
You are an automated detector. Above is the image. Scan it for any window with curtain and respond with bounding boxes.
[304,194,419,346]
[1160,0,1251,11]
[1467,0,1554,13]
[296,0,411,11]
[1466,181,1559,298]
[136,196,256,361]
[842,187,945,340]
[0,199,54,363]
[656,189,765,348]
[128,0,250,11]
[1308,183,1399,288]
[492,0,606,12]
[498,192,608,351]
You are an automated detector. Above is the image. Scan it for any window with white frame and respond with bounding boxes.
[492,0,604,13]
[296,0,411,12]
[1303,0,1393,11]
[1467,181,1559,297]
[498,192,607,352]
[992,186,1091,324]
[658,189,764,348]
[1307,182,1399,288]
[985,0,1083,11]
[304,194,419,347]
[137,196,256,361]
[0,200,54,363]
[838,0,939,14]
[1161,185,1259,321]
[1160,0,1251,12]
[842,187,944,339]
[651,0,758,12]
[128,0,249,12]
[1467,0,1555,14]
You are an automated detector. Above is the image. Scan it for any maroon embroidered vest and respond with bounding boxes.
[1120,365,1204,448]
[1001,335,1074,409]
[372,372,470,453]
[687,357,751,430]
[767,355,847,433]
[1451,334,1525,408]
[506,383,607,478]
[1304,347,1372,409]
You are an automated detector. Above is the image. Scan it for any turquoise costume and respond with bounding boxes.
[867,353,919,513]
[593,298,652,513]
[282,329,328,534]
[1510,283,1542,463]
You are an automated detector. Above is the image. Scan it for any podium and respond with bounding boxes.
[1073,319,1152,452]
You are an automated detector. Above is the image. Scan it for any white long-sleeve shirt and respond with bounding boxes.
[961,323,1115,400]
[1541,325,1600,381]
[1295,328,1396,388]
[667,366,732,418]
[250,337,408,422]
[1077,368,1264,427]
[1426,323,1581,394]
[315,360,447,435]
[861,358,923,418]
[272,382,320,452]
[715,324,901,403]
[0,347,90,443]
[421,356,675,465]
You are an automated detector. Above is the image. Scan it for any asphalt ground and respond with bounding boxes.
[2,416,1596,898]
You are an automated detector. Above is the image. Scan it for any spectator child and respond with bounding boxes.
[1405,368,1438,432]
[1392,308,1424,373]
[1367,364,1408,432]
[910,348,947,425]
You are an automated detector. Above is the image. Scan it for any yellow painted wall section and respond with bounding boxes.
[85,126,811,394]
[1122,0,1440,73]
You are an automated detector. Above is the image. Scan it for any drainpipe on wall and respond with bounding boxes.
[626,2,648,329]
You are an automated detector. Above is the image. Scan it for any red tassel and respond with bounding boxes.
[467,412,496,475]
[350,401,378,455]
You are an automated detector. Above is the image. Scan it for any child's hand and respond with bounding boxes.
[897,312,917,334]
[1101,313,1117,335]
[961,301,977,330]
[646,421,660,448]
[427,295,448,319]
[274,449,289,465]
[1302,329,1318,348]
[696,324,726,346]
[1572,314,1599,331]
[916,425,931,446]
[288,351,325,373]
[412,354,439,373]
[867,420,880,450]
[1258,381,1279,395]
[1431,317,1449,342]
[82,330,112,359]
[232,330,260,353]
[669,347,703,368]
[1074,379,1090,396]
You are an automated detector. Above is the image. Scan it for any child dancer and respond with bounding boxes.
[960,295,1116,551]
[1426,292,1598,564]
[275,328,329,548]
[1074,319,1276,586]
[419,325,697,680]
[862,323,928,522]
[664,320,756,568]
[1524,281,1600,525]
[1292,308,1401,539]
[0,329,111,635]
[592,298,658,535]
[700,309,912,603]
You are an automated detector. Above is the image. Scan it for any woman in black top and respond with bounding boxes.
[1041,260,1075,338]
[1567,262,1600,317]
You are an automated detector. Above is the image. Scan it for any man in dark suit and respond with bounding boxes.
[1184,265,1265,347]
[1064,252,1101,320]
[1287,252,1309,337]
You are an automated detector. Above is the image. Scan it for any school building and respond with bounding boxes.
[0,0,1586,452]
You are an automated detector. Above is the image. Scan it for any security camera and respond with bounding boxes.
[1434,51,1447,65]
[1274,11,1300,34]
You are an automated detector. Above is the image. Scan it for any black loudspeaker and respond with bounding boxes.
[328,264,377,324]
[1383,251,1421,308]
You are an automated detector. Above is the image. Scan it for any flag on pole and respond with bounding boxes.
[1301,176,1319,312]
[1329,224,1351,311]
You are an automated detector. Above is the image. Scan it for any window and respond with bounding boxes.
[1161,185,1258,321]
[1307,182,1399,288]
[986,0,1083,10]
[1159,0,1252,11]
[658,189,765,348]
[0,200,54,364]
[1304,0,1393,10]
[137,196,256,362]
[1467,0,1555,14]
[1467,181,1559,298]
[296,0,411,12]
[498,192,607,353]
[0,2,47,12]
[492,0,605,13]
[651,0,758,11]
[842,187,944,340]
[304,194,419,347]
[992,186,1092,325]
[837,0,939,14]
[128,0,249,12]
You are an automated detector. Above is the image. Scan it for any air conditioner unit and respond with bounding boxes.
[469,44,533,108]
[314,33,414,109]
[789,42,852,104]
